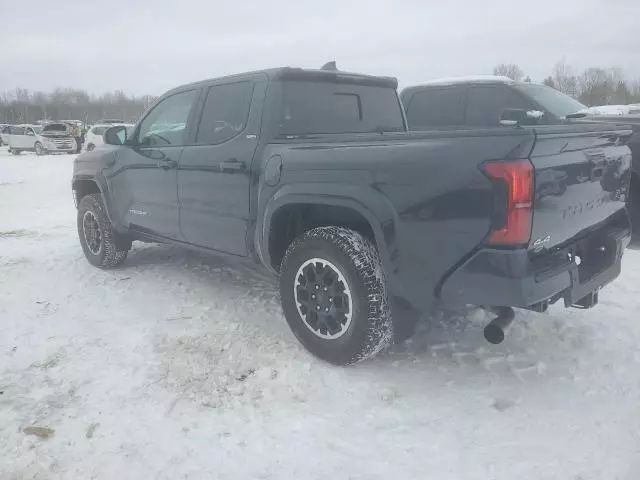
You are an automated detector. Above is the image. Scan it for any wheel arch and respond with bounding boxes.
[72,175,117,225]
[257,185,401,292]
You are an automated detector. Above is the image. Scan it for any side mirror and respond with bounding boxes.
[500,109,544,126]
[104,125,128,145]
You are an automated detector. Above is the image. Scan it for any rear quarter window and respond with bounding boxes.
[278,81,404,136]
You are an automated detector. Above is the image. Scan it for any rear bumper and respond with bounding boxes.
[440,224,631,309]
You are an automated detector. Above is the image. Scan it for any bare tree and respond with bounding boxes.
[0,88,156,124]
[578,67,614,105]
[552,60,578,97]
[493,63,524,81]
[543,76,556,89]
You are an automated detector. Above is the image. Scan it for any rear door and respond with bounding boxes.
[9,126,25,148]
[108,89,200,239]
[177,78,264,255]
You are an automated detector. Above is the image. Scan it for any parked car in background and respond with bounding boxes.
[72,67,632,365]
[0,124,9,145]
[8,123,76,155]
[580,104,640,116]
[401,76,639,247]
[85,123,134,151]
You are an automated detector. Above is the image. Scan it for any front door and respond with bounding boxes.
[107,89,199,240]
[24,127,37,149]
[178,80,262,255]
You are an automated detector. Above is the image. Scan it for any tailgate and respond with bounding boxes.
[529,124,632,251]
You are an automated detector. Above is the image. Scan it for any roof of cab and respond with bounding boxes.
[401,75,518,97]
[166,67,398,96]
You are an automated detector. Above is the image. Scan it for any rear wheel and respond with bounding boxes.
[77,194,130,268]
[280,226,393,365]
[10,148,20,155]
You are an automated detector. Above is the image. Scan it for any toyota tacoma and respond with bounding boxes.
[72,67,633,365]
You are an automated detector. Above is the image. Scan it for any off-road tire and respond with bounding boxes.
[280,226,393,365]
[77,194,129,268]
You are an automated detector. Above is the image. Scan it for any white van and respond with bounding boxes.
[8,123,76,155]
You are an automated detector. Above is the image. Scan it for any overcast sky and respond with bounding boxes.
[1,0,638,96]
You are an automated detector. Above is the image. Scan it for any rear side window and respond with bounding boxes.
[10,126,25,135]
[465,86,531,126]
[196,82,254,144]
[405,88,465,128]
[279,81,404,136]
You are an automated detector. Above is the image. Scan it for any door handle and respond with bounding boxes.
[159,158,177,170]
[220,158,246,172]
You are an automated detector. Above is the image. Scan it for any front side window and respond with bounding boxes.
[26,128,35,136]
[465,86,531,126]
[196,82,253,144]
[405,87,465,128]
[137,90,197,146]
[512,84,586,118]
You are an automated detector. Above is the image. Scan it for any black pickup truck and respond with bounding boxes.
[72,68,632,365]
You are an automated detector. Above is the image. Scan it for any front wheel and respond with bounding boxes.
[86,143,95,151]
[280,226,393,365]
[77,194,130,268]
[34,142,46,156]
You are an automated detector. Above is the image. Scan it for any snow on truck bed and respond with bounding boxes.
[1,150,640,480]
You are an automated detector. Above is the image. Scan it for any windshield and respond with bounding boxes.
[43,123,68,132]
[279,81,404,136]
[513,84,586,117]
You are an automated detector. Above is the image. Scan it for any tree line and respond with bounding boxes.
[2,60,639,125]
[0,88,157,125]
[493,60,640,106]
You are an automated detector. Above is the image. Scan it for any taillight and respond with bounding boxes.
[482,159,534,246]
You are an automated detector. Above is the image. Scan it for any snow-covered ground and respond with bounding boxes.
[1,150,640,480]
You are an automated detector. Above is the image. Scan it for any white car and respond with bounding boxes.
[85,123,133,151]
[8,123,76,155]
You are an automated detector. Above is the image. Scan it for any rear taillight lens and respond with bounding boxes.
[483,159,534,246]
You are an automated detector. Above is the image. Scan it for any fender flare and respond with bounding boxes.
[256,183,403,293]
[72,173,122,231]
